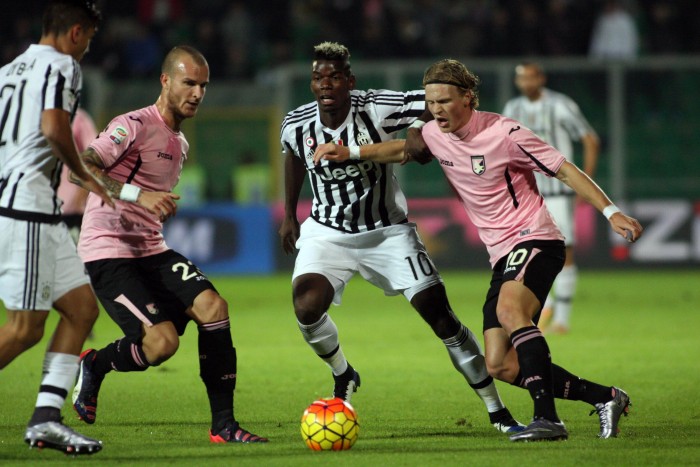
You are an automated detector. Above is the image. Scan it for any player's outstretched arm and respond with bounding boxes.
[404,110,435,165]
[71,148,180,221]
[556,161,643,242]
[42,108,115,208]
[313,140,406,165]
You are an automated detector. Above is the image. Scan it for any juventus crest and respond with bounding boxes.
[471,155,485,175]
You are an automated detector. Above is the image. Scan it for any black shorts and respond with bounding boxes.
[482,240,565,331]
[85,250,217,341]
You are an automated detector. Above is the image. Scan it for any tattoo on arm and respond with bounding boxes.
[70,148,123,197]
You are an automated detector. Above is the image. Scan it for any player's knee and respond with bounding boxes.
[149,339,179,365]
[73,302,99,329]
[193,290,228,323]
[485,358,509,382]
[293,293,325,324]
[410,285,460,339]
[486,355,517,383]
[143,330,179,365]
[292,275,333,324]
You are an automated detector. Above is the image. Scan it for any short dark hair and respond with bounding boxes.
[516,61,545,76]
[423,59,481,109]
[313,42,351,74]
[161,45,208,75]
[42,0,101,36]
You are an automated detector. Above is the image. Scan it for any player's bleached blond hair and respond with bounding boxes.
[313,42,352,74]
[422,59,480,109]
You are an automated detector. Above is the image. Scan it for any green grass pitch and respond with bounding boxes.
[1,270,699,466]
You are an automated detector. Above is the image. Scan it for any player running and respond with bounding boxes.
[502,62,601,334]
[313,58,641,442]
[70,46,267,444]
[279,42,524,434]
[0,0,111,455]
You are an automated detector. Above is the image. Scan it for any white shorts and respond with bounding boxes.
[544,195,575,247]
[0,217,90,310]
[293,220,443,305]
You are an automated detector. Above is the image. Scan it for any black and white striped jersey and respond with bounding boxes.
[281,89,425,233]
[502,88,596,196]
[0,44,82,223]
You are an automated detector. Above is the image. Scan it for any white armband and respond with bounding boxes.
[119,183,141,202]
[349,146,361,160]
[602,204,620,220]
[409,120,426,130]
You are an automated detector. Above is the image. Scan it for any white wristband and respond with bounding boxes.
[409,120,426,130]
[349,146,361,160]
[119,183,141,202]
[603,204,620,220]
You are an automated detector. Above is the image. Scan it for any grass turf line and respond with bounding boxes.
[1,270,699,466]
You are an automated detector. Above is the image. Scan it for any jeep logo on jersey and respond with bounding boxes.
[157,152,173,160]
[357,133,372,145]
[471,155,485,175]
[109,126,128,144]
[315,160,378,183]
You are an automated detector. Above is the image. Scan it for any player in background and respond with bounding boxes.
[58,107,98,244]
[502,62,601,334]
[279,42,524,434]
[313,59,642,442]
[70,46,267,444]
[0,0,111,455]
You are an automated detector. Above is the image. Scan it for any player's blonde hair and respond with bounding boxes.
[423,59,480,109]
[313,42,352,75]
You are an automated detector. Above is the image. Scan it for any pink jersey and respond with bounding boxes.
[78,105,187,262]
[422,110,566,267]
[58,108,98,214]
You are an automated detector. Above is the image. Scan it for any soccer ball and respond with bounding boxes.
[300,397,359,451]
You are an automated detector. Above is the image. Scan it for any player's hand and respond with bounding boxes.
[609,212,643,243]
[82,175,115,209]
[403,127,433,165]
[313,143,350,165]
[279,216,300,254]
[137,191,180,222]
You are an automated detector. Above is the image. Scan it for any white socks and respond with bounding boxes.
[443,325,505,413]
[298,313,348,376]
[552,265,577,327]
[35,352,79,409]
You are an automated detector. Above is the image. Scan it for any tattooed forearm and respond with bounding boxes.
[70,148,123,197]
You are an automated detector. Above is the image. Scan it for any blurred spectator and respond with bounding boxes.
[512,1,546,56]
[645,1,682,53]
[137,0,184,31]
[195,18,226,78]
[220,1,256,79]
[542,0,578,55]
[589,0,640,60]
[124,23,163,78]
[442,0,486,57]
[59,108,98,243]
[477,4,513,56]
[3,0,700,80]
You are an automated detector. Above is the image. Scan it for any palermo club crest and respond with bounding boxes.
[471,155,485,175]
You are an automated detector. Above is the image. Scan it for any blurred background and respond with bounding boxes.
[3,0,699,272]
